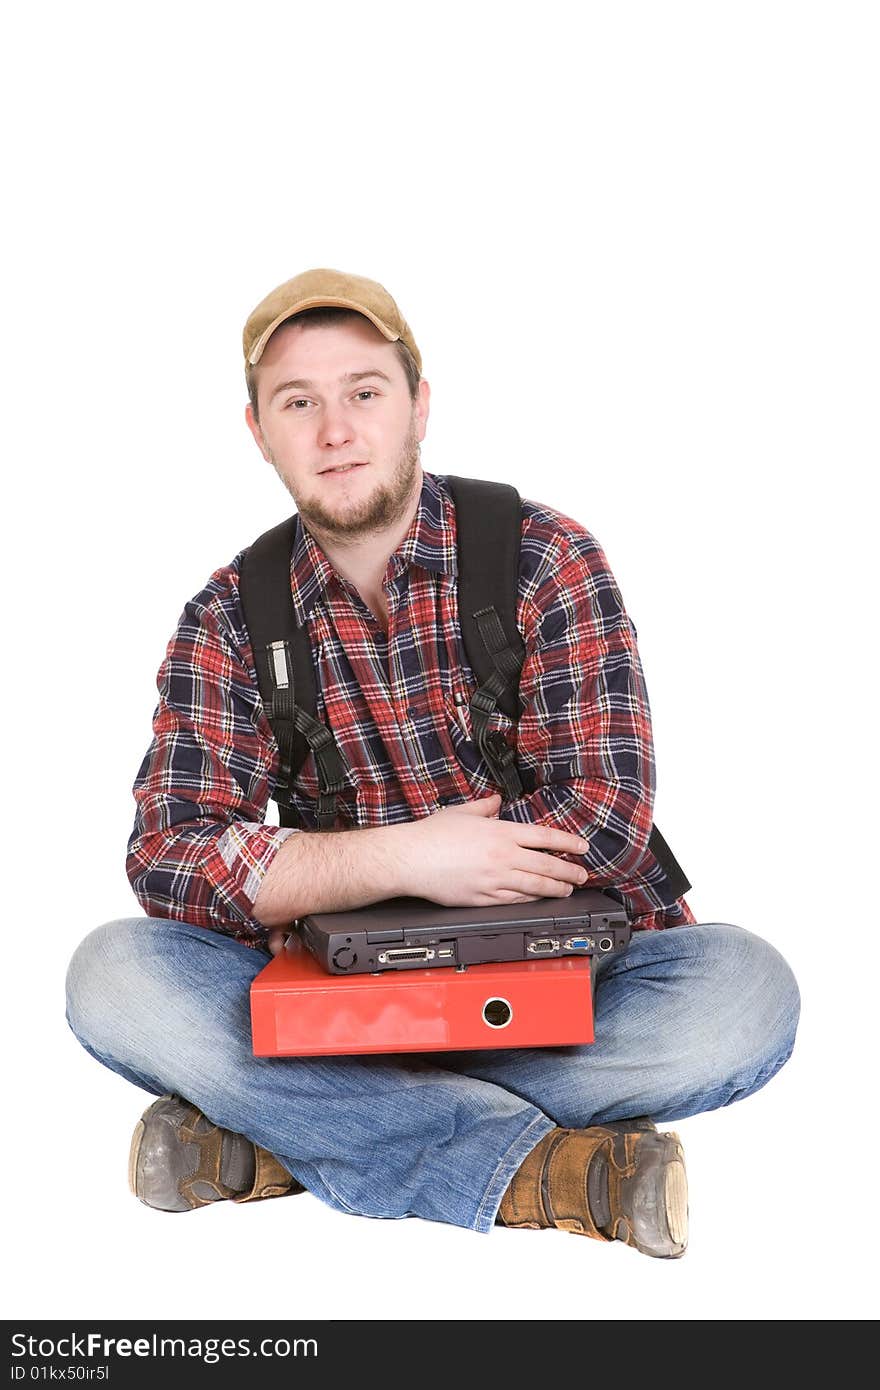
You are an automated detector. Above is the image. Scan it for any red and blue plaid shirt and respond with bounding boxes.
[127,471,696,946]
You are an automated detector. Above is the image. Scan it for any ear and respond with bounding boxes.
[415,377,431,443]
[245,403,271,461]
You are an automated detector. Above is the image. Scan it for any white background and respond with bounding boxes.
[2,0,877,1325]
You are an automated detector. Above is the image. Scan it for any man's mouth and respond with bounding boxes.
[319,461,368,475]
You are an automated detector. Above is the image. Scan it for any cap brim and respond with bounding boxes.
[247,296,399,365]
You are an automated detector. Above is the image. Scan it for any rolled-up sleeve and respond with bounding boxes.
[126,565,299,940]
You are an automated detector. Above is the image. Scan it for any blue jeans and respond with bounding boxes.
[65,918,799,1233]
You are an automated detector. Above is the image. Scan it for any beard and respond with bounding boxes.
[267,413,423,544]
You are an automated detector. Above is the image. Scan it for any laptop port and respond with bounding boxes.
[527,938,559,954]
[438,947,455,959]
[563,936,595,951]
[598,937,614,952]
[377,947,436,964]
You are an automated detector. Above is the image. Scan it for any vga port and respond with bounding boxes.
[563,936,595,951]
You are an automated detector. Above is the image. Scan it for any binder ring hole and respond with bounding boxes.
[482,997,513,1029]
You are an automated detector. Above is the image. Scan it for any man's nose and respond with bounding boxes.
[317,403,353,449]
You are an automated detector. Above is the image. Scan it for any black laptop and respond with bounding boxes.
[293,887,631,975]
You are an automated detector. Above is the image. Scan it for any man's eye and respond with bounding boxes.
[285,399,310,410]
[355,390,377,401]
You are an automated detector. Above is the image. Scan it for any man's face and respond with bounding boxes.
[245,315,430,543]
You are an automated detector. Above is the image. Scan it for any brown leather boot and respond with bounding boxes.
[497,1119,687,1258]
[128,1095,305,1213]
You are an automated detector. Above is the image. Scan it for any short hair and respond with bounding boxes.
[246,306,421,422]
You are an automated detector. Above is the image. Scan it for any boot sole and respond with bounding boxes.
[127,1118,145,1198]
[665,1155,688,1248]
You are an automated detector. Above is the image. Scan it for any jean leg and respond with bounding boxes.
[64,918,554,1233]
[437,924,801,1127]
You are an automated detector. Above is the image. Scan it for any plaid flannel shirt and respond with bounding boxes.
[127,471,696,946]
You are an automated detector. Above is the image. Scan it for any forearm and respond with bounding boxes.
[252,823,417,928]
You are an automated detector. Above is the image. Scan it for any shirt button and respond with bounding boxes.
[406,705,419,719]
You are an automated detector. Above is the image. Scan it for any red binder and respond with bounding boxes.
[251,933,594,1057]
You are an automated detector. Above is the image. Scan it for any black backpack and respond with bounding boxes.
[238,474,690,900]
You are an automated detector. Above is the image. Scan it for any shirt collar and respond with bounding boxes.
[288,470,457,625]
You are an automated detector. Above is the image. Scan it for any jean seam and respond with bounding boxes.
[472,1113,557,1234]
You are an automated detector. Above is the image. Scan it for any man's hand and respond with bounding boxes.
[398,792,591,907]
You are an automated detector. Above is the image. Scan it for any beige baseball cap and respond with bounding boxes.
[243,267,422,374]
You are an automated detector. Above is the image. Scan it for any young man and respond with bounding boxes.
[65,268,800,1258]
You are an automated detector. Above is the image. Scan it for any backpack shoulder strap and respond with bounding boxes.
[445,475,525,718]
[238,515,316,719]
[238,516,348,829]
[445,475,526,797]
